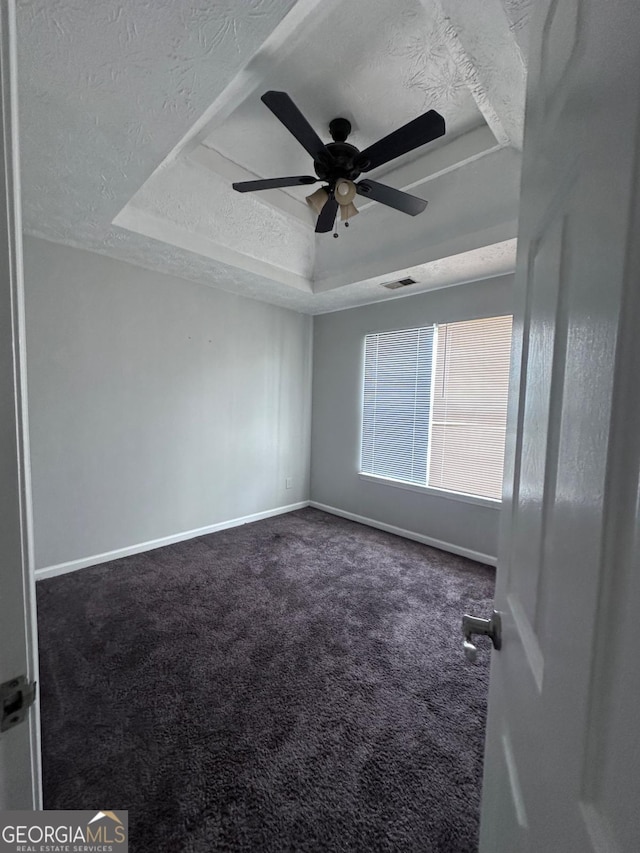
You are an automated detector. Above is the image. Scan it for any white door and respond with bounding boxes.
[0,0,41,810]
[478,0,640,850]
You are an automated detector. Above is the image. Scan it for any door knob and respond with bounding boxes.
[462,610,502,663]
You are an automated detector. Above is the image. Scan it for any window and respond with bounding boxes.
[361,315,512,501]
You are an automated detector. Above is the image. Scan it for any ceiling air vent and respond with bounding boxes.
[382,277,417,290]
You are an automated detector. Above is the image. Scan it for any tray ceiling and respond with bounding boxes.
[17,0,530,314]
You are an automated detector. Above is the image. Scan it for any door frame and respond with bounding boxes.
[0,0,42,809]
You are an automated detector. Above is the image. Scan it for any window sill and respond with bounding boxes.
[358,473,502,509]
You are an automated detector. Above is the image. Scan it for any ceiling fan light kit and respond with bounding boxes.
[232,91,446,235]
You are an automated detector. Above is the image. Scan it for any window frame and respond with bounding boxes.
[358,471,502,509]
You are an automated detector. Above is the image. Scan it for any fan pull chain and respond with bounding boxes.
[334,223,352,238]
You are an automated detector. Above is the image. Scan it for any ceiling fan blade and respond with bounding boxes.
[261,91,332,162]
[315,194,339,233]
[356,180,427,216]
[232,176,318,193]
[358,110,446,172]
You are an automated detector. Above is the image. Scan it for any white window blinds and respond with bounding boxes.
[362,326,434,483]
[360,315,512,501]
[427,315,512,500]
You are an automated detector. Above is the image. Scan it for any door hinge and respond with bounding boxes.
[1,675,37,733]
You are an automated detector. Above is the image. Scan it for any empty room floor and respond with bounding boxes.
[36,508,494,852]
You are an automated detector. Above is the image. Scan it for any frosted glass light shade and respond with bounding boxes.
[335,179,357,204]
[340,202,359,221]
[306,187,329,215]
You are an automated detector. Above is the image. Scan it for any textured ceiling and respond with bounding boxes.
[17,0,530,314]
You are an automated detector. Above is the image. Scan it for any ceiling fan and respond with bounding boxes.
[232,91,446,234]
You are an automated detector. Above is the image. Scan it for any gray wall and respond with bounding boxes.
[310,275,514,562]
[24,237,312,569]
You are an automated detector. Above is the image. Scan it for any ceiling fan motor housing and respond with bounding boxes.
[314,118,370,185]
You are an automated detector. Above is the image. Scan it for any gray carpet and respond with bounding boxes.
[37,507,495,852]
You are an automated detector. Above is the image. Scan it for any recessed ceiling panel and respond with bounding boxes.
[203,0,486,203]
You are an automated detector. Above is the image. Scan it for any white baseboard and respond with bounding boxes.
[309,501,497,567]
[35,501,310,581]
[35,499,496,581]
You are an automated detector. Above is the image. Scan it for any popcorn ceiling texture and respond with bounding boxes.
[17,0,530,313]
